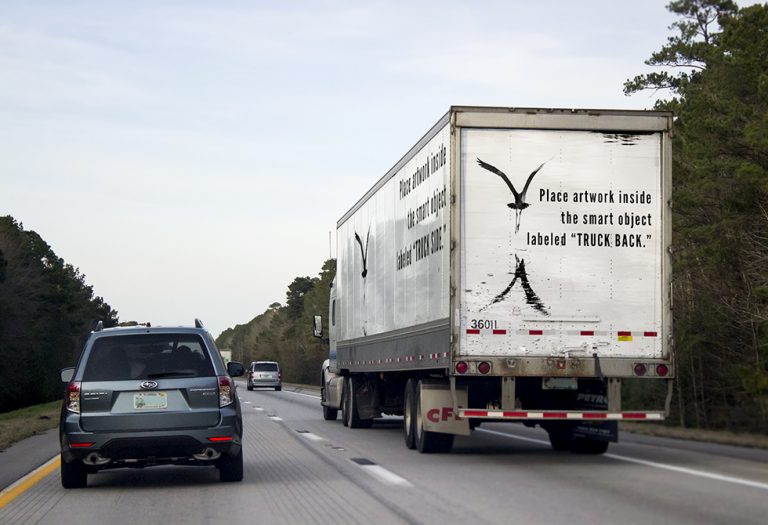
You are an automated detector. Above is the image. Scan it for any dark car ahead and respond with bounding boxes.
[59,320,245,488]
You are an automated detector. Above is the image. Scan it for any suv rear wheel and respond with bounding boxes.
[61,456,88,488]
[218,448,243,482]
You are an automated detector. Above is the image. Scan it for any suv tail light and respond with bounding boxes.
[66,381,81,413]
[218,376,234,407]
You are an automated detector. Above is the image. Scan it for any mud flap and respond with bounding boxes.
[354,376,381,420]
[573,421,618,442]
[420,382,470,436]
[573,384,617,442]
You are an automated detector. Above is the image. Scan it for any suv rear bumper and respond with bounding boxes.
[249,379,281,388]
[60,408,242,465]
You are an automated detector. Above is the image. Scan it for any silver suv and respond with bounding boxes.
[58,320,245,488]
[246,361,281,391]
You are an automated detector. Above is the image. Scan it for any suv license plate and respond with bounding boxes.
[134,392,168,410]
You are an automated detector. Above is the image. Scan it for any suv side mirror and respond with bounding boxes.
[227,361,245,377]
[60,367,75,383]
[313,315,323,338]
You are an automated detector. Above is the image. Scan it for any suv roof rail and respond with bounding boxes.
[94,320,104,332]
[194,318,205,329]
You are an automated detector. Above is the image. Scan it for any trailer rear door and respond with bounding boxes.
[459,127,665,360]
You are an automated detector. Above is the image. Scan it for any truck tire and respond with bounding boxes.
[341,380,349,427]
[414,380,454,453]
[323,404,338,421]
[403,379,417,449]
[547,430,573,451]
[344,376,373,429]
[60,455,88,488]
[218,447,244,482]
[569,438,609,455]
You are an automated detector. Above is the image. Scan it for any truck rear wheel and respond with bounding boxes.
[343,376,373,429]
[547,430,573,451]
[414,380,454,453]
[403,379,417,449]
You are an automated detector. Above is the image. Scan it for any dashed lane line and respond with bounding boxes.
[477,428,768,492]
[0,455,60,510]
[350,458,412,487]
[295,430,326,442]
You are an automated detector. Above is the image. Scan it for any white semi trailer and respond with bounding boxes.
[313,106,674,453]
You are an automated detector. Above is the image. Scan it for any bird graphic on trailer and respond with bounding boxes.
[354,227,371,336]
[354,229,370,279]
[476,158,549,233]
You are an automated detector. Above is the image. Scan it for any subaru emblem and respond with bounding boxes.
[140,380,158,390]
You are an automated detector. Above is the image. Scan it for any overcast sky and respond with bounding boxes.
[0,0,680,337]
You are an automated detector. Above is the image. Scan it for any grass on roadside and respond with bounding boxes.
[0,401,60,451]
[620,422,768,449]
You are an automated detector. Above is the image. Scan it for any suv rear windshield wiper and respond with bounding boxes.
[146,371,198,379]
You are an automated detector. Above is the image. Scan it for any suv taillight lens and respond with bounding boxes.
[218,376,233,407]
[66,381,81,413]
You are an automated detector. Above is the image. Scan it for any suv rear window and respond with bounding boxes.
[252,363,278,372]
[83,334,215,381]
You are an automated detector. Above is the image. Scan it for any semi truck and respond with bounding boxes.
[312,106,673,453]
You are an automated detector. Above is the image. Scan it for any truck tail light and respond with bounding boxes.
[218,376,233,407]
[455,361,468,374]
[656,364,669,377]
[633,363,647,376]
[478,362,491,374]
[66,381,81,413]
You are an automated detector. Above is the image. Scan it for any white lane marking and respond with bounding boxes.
[253,407,264,411]
[297,432,325,442]
[357,464,413,487]
[477,428,768,492]
[282,390,321,399]
[244,401,252,404]
[269,416,283,421]
[477,428,549,446]
[604,453,768,491]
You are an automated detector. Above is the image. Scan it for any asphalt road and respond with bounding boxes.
[2,384,767,524]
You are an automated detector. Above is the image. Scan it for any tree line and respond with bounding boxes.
[0,216,118,412]
[623,0,768,433]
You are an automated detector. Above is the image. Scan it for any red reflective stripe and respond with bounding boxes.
[583,412,608,419]
[502,411,527,418]
[529,330,543,335]
[543,412,568,419]
[644,331,657,337]
[70,442,95,448]
[618,331,631,336]
[466,329,480,334]
[208,436,233,442]
[463,410,488,417]
[492,329,507,335]
[580,331,594,336]
[622,413,647,420]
